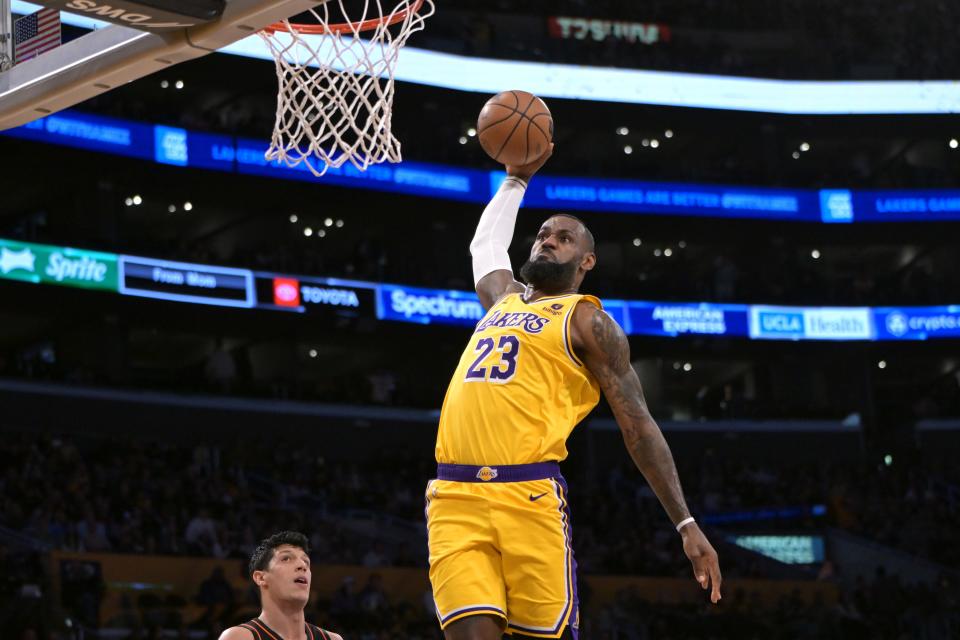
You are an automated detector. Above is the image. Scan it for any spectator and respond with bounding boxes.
[194,566,235,627]
[184,509,223,558]
[76,508,111,552]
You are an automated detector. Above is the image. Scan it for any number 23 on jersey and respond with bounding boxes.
[465,335,520,383]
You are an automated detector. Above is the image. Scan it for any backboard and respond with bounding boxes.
[0,0,330,130]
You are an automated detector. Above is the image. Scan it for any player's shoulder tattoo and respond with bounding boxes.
[586,304,631,374]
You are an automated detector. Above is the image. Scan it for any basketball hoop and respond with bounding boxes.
[258,0,434,177]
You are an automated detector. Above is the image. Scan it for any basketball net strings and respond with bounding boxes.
[260,0,434,176]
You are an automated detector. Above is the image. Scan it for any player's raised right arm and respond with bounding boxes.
[471,144,554,309]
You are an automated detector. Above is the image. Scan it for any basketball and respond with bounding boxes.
[477,90,553,167]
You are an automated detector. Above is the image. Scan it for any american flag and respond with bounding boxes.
[14,8,61,64]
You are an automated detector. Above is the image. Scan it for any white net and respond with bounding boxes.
[258,0,434,176]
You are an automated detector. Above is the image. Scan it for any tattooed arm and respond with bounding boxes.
[571,301,722,603]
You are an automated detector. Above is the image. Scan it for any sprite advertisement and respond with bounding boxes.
[0,238,119,291]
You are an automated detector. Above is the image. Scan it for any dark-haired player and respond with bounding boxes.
[425,145,722,639]
[219,531,342,640]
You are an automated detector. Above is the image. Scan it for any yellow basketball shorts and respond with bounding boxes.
[424,462,579,638]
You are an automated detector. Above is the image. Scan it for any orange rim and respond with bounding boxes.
[264,0,425,35]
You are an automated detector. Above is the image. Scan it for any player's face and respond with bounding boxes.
[530,217,582,265]
[520,216,593,292]
[259,544,312,604]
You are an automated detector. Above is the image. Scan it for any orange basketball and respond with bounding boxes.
[477,90,553,166]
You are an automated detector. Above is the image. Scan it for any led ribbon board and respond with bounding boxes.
[8,110,960,223]
[3,237,960,340]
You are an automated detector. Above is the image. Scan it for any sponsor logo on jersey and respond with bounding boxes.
[542,303,564,317]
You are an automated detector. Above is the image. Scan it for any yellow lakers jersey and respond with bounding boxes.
[435,292,602,465]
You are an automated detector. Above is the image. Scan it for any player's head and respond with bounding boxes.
[249,530,311,606]
[520,214,596,293]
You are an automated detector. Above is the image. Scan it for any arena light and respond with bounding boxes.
[304,227,313,237]
[124,198,133,206]
[132,195,142,205]
[467,127,477,137]
[335,219,344,228]
[811,249,821,259]
[800,142,811,152]
[650,139,660,148]
[318,229,327,238]
[678,240,687,248]
[183,202,193,211]
[175,80,185,90]
[308,348,318,358]
[878,360,887,369]
[167,204,177,213]
[324,218,333,227]
[617,126,629,135]
[458,136,468,145]
[289,214,298,223]
[951,139,959,149]
[632,238,642,246]
[792,151,801,159]
[664,247,673,256]
[683,362,693,372]
[653,248,662,257]
[160,80,169,89]
[623,145,633,154]
[664,129,674,138]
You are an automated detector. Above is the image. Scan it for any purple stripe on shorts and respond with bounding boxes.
[557,475,580,640]
[437,462,561,483]
[439,605,505,625]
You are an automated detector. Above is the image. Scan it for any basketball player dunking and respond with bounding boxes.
[219,531,342,640]
[425,145,722,640]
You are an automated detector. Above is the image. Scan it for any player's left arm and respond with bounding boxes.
[571,302,722,603]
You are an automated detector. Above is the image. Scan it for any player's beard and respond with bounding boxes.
[520,256,578,293]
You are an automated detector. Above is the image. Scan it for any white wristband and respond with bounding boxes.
[675,517,695,532]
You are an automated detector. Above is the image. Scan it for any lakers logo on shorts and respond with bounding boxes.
[476,466,498,481]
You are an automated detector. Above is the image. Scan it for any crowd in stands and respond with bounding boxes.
[3,432,959,573]
[5,545,960,639]
[2,429,960,638]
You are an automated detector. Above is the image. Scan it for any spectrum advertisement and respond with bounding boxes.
[5,237,960,341]
[377,285,487,327]
[10,110,960,223]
